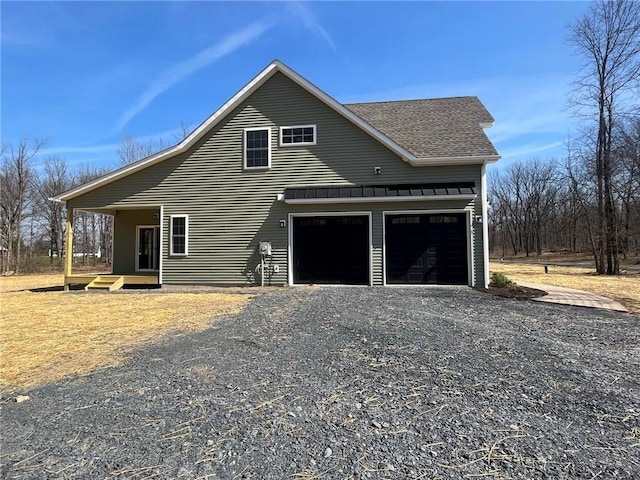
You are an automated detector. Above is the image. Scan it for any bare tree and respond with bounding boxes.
[71,164,113,268]
[116,134,166,165]
[569,0,640,274]
[489,158,560,257]
[615,118,640,256]
[0,137,43,273]
[118,121,192,165]
[174,121,192,143]
[34,156,69,267]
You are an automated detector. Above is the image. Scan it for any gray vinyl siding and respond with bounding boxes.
[68,72,486,286]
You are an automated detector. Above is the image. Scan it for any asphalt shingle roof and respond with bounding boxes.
[344,97,498,159]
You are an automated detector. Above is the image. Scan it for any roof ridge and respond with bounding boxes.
[344,96,479,106]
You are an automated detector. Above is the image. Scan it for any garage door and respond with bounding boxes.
[385,213,468,285]
[292,215,369,285]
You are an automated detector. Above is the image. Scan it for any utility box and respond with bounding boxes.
[259,241,272,256]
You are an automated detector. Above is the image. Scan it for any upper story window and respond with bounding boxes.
[244,127,271,169]
[280,125,316,146]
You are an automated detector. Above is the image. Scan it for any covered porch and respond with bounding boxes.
[64,205,162,291]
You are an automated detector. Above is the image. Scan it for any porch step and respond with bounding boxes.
[84,276,124,292]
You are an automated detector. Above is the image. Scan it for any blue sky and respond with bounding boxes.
[2,1,591,172]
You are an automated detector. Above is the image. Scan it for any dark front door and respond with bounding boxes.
[385,213,468,284]
[137,226,160,271]
[293,215,369,285]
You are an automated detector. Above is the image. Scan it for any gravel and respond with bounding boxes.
[1,287,639,479]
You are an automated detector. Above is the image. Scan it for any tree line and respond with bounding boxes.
[488,117,640,264]
[0,119,191,274]
[490,0,640,274]
[0,132,179,274]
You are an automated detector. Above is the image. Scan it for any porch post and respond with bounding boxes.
[64,207,73,291]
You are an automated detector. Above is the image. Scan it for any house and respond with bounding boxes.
[53,60,500,290]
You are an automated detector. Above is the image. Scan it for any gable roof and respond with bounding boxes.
[53,60,500,203]
[345,97,498,160]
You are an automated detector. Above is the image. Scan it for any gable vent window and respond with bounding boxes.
[170,215,188,256]
[280,125,316,146]
[244,127,271,169]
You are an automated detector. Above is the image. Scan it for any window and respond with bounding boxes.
[429,215,459,224]
[170,215,188,256]
[280,125,316,146]
[244,127,271,169]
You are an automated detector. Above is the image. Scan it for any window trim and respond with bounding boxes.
[279,124,317,147]
[243,127,272,170]
[169,214,189,256]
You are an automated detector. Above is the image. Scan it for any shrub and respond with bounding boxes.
[489,272,515,288]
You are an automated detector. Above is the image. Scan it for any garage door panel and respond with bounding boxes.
[385,213,468,285]
[293,216,369,285]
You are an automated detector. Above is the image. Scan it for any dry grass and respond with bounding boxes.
[489,262,640,314]
[0,274,252,391]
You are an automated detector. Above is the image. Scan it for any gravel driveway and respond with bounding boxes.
[2,287,639,479]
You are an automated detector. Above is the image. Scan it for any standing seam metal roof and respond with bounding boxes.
[284,182,477,201]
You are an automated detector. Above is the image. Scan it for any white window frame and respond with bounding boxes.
[279,125,317,147]
[169,214,189,256]
[243,127,271,169]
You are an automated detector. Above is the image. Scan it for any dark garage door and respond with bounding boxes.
[293,215,369,285]
[385,213,468,285]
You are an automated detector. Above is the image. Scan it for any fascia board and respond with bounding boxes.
[408,155,501,166]
[52,145,178,202]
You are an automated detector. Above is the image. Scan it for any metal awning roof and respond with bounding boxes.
[284,182,476,204]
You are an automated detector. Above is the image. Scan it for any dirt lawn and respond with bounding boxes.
[0,274,251,392]
[489,261,640,314]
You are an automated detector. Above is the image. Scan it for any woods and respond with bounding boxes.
[0,120,192,274]
[0,139,112,274]
[490,0,640,270]
[488,131,640,261]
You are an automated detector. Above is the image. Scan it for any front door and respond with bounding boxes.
[137,226,160,271]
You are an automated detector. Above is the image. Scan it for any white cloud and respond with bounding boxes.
[0,31,50,48]
[287,1,335,49]
[39,143,119,156]
[114,20,275,132]
[496,141,565,161]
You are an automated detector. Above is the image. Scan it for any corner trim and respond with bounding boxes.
[481,163,490,288]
